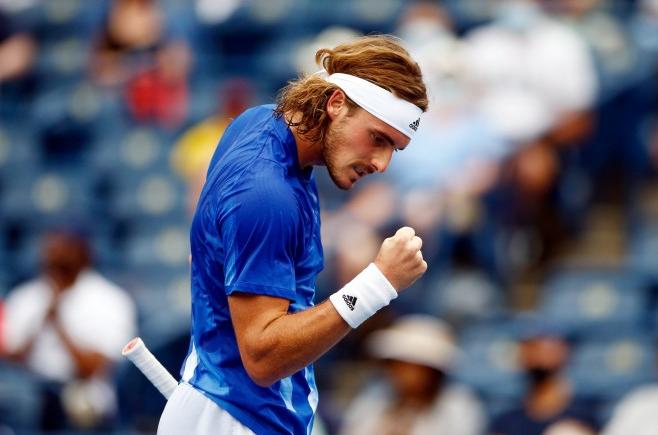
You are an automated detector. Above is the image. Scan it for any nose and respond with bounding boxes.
[371,147,394,173]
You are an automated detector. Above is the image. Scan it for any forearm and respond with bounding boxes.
[3,341,32,363]
[229,295,350,387]
[230,227,427,387]
[51,319,107,378]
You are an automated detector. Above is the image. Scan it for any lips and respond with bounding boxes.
[354,166,368,177]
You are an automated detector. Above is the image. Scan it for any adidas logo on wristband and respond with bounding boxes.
[342,294,358,311]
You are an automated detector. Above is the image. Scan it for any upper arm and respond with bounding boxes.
[221,176,300,300]
[228,293,289,342]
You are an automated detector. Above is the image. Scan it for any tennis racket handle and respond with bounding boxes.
[122,337,178,400]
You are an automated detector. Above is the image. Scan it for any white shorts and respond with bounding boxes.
[157,383,255,435]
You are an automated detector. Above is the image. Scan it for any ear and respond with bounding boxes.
[326,88,347,121]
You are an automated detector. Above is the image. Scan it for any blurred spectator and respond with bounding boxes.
[124,40,191,130]
[463,0,597,145]
[547,0,635,93]
[0,8,36,83]
[338,315,485,435]
[90,0,165,88]
[1,229,137,431]
[0,6,37,104]
[170,77,254,213]
[489,319,598,435]
[321,1,508,291]
[487,141,567,279]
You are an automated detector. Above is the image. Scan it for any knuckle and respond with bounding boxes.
[396,226,415,238]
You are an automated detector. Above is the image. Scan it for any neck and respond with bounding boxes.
[526,377,571,419]
[286,111,323,168]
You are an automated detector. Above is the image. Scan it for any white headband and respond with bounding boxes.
[319,71,423,138]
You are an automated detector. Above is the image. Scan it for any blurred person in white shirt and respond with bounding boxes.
[1,229,137,430]
[462,0,598,146]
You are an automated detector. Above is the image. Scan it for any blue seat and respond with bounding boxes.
[627,223,658,282]
[2,168,96,229]
[109,168,188,221]
[539,268,652,334]
[121,219,190,271]
[454,319,524,401]
[568,334,656,400]
[0,124,39,170]
[428,270,504,325]
[35,0,107,40]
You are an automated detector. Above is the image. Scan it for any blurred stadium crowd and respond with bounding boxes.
[1,0,658,434]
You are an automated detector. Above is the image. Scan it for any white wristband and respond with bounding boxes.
[329,263,398,329]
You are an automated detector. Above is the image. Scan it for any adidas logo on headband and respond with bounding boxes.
[409,118,420,132]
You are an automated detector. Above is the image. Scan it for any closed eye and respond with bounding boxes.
[372,134,386,146]
[371,129,401,152]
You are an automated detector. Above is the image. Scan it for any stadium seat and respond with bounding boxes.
[539,268,653,334]
[568,334,656,400]
[122,222,190,271]
[453,319,524,402]
[108,169,187,221]
[36,0,105,40]
[627,222,658,282]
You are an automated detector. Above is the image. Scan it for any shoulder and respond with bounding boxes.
[74,271,135,309]
[226,104,279,135]
[5,278,49,304]
[614,385,658,410]
[223,173,300,224]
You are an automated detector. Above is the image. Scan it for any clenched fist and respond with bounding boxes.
[374,226,427,291]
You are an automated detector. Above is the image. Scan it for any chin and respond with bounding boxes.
[327,167,354,190]
[335,178,354,191]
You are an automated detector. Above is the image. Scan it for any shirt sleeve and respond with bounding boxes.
[2,281,48,354]
[221,177,300,301]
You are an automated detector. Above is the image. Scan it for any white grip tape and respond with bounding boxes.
[122,337,178,400]
[329,263,398,329]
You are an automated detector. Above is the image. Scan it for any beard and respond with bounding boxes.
[322,120,352,190]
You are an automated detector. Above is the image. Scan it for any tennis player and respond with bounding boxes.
[158,35,429,435]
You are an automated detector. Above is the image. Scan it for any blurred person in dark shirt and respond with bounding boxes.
[489,320,598,435]
[124,40,191,130]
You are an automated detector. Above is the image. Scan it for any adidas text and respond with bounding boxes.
[342,294,358,311]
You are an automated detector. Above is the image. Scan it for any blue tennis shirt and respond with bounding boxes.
[182,105,324,435]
